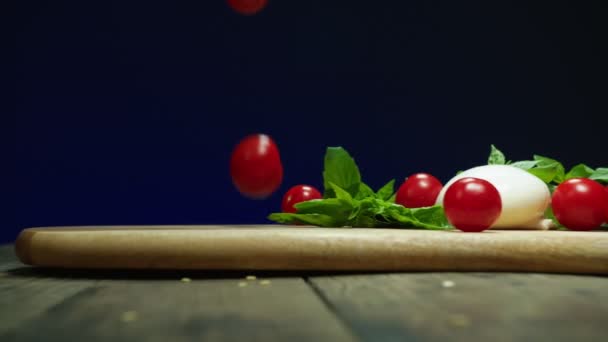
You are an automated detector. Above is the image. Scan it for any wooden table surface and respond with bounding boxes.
[1,244,607,341]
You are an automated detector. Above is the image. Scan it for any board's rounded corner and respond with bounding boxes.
[15,229,36,265]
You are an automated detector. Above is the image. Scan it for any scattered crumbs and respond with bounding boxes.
[442,280,455,288]
[238,281,248,287]
[447,314,471,328]
[180,277,192,283]
[245,275,257,281]
[259,279,271,286]
[121,310,138,323]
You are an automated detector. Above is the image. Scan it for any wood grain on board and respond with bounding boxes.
[15,225,608,274]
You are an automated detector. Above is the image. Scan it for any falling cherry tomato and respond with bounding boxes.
[227,0,268,15]
[551,178,605,231]
[395,173,443,208]
[281,185,322,213]
[443,177,502,232]
[230,134,283,199]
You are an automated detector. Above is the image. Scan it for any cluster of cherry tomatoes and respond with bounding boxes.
[230,134,608,232]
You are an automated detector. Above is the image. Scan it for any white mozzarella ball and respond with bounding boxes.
[436,165,553,230]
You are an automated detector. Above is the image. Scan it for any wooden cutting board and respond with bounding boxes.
[15,225,608,274]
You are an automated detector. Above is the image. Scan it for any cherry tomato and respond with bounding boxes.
[281,185,322,213]
[443,177,502,232]
[395,173,443,208]
[227,0,268,15]
[230,134,283,199]
[552,178,605,231]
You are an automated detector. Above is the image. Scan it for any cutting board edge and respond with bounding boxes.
[15,229,35,265]
[13,226,608,274]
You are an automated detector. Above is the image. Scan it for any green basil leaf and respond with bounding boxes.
[350,198,387,227]
[510,160,539,170]
[371,204,449,230]
[355,182,375,200]
[355,198,385,216]
[328,181,354,204]
[488,145,506,165]
[323,147,362,199]
[410,205,452,229]
[565,164,595,180]
[527,166,559,183]
[589,168,608,184]
[533,155,565,183]
[294,198,352,218]
[347,203,361,221]
[376,179,395,201]
[383,205,447,230]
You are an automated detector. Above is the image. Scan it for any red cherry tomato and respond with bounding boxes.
[230,134,283,199]
[281,185,322,213]
[227,0,268,15]
[551,178,605,231]
[395,173,443,208]
[443,177,502,232]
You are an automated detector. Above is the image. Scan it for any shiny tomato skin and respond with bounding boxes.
[552,178,605,231]
[443,177,502,232]
[227,0,268,15]
[281,185,322,213]
[395,173,443,208]
[230,134,283,199]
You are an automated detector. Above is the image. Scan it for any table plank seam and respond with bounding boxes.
[0,284,101,339]
[304,277,362,342]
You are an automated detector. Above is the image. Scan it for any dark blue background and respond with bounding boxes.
[12,1,606,243]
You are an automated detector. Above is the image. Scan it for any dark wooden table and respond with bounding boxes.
[1,244,607,341]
